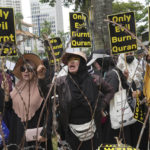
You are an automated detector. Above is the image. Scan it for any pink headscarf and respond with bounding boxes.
[10,78,43,122]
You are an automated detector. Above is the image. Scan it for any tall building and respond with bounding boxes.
[30,0,64,36]
[0,0,22,14]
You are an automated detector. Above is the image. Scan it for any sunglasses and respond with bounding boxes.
[20,66,35,72]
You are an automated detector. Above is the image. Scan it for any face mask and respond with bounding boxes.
[126,56,134,64]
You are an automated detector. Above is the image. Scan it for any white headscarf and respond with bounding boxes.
[117,54,143,88]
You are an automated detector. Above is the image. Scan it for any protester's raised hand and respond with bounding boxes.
[37,64,46,79]
[1,80,9,91]
[1,79,10,102]
[123,69,129,79]
[38,136,47,142]
[132,91,137,98]
[132,90,141,98]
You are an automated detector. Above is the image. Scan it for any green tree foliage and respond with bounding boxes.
[73,0,91,14]
[40,20,52,37]
[57,31,69,47]
[112,1,144,16]
[40,0,71,7]
[39,0,91,13]
[112,0,148,36]
[40,0,150,48]
[15,13,23,30]
[39,0,112,50]
[39,0,149,37]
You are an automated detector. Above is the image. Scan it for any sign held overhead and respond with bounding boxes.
[45,37,63,64]
[108,12,137,55]
[0,7,16,56]
[70,12,92,48]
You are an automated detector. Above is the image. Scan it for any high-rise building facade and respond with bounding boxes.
[0,0,22,14]
[30,0,64,36]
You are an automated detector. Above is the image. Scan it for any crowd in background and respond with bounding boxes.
[0,48,149,150]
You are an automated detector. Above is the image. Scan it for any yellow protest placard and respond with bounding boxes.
[70,12,92,48]
[108,12,137,55]
[0,7,16,56]
[45,37,63,64]
[98,144,139,150]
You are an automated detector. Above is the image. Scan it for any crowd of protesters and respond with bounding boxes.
[0,48,149,150]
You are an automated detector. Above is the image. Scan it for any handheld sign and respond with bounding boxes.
[0,7,16,56]
[70,12,92,48]
[108,12,137,55]
[45,37,63,64]
[134,96,146,124]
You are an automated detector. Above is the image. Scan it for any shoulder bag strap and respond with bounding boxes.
[112,69,122,91]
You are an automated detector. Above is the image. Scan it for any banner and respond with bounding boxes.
[70,12,92,48]
[0,7,16,56]
[134,96,146,124]
[98,144,138,150]
[45,37,63,64]
[108,12,137,55]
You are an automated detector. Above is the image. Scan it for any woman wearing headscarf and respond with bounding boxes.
[103,56,136,145]
[39,51,114,150]
[116,52,148,150]
[117,52,143,89]
[4,53,53,150]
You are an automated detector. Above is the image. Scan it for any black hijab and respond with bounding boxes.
[67,57,99,116]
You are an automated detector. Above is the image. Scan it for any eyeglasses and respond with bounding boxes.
[20,66,35,72]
